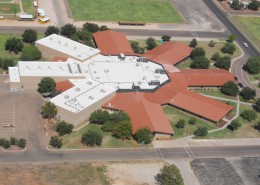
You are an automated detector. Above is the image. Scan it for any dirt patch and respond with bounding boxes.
[106,162,164,185]
[1,7,10,11]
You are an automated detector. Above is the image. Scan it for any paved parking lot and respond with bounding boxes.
[192,157,260,185]
[0,75,46,151]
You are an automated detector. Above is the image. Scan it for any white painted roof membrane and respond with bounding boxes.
[9,67,20,82]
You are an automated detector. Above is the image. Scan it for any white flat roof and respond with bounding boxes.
[18,60,85,77]
[50,79,116,113]
[36,34,100,61]
[20,14,33,19]
[9,67,20,82]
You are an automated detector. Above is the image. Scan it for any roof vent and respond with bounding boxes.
[74,47,77,50]
[88,96,94,100]
[65,43,68,46]
[100,89,106,93]
[87,81,92,85]
[75,87,80,91]
[58,40,61,44]
[64,95,69,99]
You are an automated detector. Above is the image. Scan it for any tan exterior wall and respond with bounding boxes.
[56,91,116,127]
[12,76,84,90]
[154,133,172,140]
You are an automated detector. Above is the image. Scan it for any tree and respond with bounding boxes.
[189,38,197,48]
[77,30,92,43]
[221,81,239,96]
[22,29,37,44]
[189,118,196,125]
[230,0,243,10]
[190,56,210,69]
[49,136,62,148]
[41,102,57,120]
[211,52,221,61]
[21,46,42,61]
[175,119,185,129]
[221,43,236,54]
[208,40,216,47]
[194,127,208,137]
[55,121,74,136]
[240,109,257,121]
[190,47,206,58]
[3,140,10,149]
[17,138,26,148]
[81,128,103,146]
[253,98,260,112]
[239,87,256,100]
[1,59,14,70]
[44,26,60,37]
[134,127,152,144]
[10,137,17,145]
[228,119,241,131]
[227,34,236,43]
[5,37,24,54]
[214,56,231,70]
[161,35,171,41]
[248,0,260,10]
[113,120,132,140]
[89,109,111,125]
[99,25,110,31]
[110,111,130,123]
[131,41,144,54]
[70,33,80,42]
[101,121,115,132]
[37,77,56,93]
[85,40,95,48]
[243,57,260,74]
[253,121,260,132]
[155,164,184,185]
[146,37,156,50]
[83,22,99,33]
[60,23,77,38]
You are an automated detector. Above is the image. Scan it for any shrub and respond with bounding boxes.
[44,26,60,37]
[227,34,236,43]
[17,138,26,148]
[21,46,42,61]
[99,25,110,31]
[49,136,62,148]
[228,120,241,131]
[41,102,57,120]
[55,121,74,136]
[60,23,77,38]
[155,164,184,185]
[1,59,14,70]
[81,128,103,146]
[189,118,196,125]
[221,43,236,54]
[214,56,231,70]
[161,35,171,41]
[10,137,17,145]
[253,98,260,112]
[101,121,115,132]
[175,119,185,129]
[254,121,260,132]
[243,57,260,75]
[211,52,221,61]
[240,110,257,121]
[194,127,208,137]
[0,138,6,147]
[110,111,130,123]
[208,40,216,47]
[83,22,99,33]
[3,140,10,149]
[133,127,153,144]
[239,87,256,100]
[146,37,156,50]
[190,47,205,58]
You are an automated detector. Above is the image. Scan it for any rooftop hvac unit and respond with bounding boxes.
[100,89,106,93]
[75,87,80,91]
[87,81,92,85]
[67,63,73,73]
[72,98,77,102]
[88,96,94,100]
[64,95,69,99]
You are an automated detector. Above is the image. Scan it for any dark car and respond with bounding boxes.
[234,76,238,81]
[238,83,244,88]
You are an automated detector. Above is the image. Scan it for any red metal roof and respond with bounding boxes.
[180,69,235,86]
[93,30,134,55]
[56,80,74,92]
[143,42,192,65]
[52,56,68,62]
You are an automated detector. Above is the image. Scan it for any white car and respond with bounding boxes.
[243,43,248,48]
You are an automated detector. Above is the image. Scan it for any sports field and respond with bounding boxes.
[67,0,184,23]
[231,16,260,50]
[0,3,20,14]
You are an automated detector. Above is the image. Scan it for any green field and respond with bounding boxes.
[21,0,35,16]
[230,16,260,50]
[0,3,20,14]
[67,0,184,23]
[62,124,137,149]
[163,106,216,138]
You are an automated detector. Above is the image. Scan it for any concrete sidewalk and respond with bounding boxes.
[153,138,260,148]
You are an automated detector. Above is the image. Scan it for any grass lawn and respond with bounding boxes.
[21,0,35,16]
[195,90,237,100]
[175,41,241,69]
[163,106,216,138]
[67,0,184,23]
[230,16,260,50]
[196,104,260,139]
[62,124,137,149]
[0,3,20,14]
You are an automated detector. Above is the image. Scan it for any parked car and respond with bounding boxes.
[238,83,244,88]
[243,43,248,48]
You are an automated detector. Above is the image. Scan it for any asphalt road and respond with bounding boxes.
[0,145,259,164]
[204,0,260,97]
